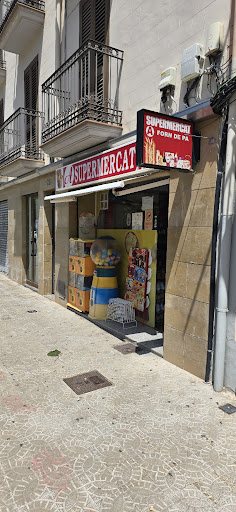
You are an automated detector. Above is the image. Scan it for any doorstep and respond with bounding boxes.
[66,305,163,357]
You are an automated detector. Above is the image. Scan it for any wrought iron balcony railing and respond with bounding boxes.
[0,0,45,33]
[0,108,44,168]
[42,40,124,144]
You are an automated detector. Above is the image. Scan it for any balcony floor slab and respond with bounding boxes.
[0,157,44,178]
[0,3,44,54]
[41,119,123,158]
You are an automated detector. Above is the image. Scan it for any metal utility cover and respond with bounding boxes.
[219,403,236,414]
[113,343,136,354]
[63,370,112,395]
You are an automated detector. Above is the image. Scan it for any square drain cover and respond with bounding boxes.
[63,370,112,395]
[114,343,136,354]
[219,403,236,414]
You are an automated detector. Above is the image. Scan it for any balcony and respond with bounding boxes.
[0,107,44,177]
[0,50,6,85]
[41,40,123,158]
[0,0,45,54]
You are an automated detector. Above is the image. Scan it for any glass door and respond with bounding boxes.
[26,194,38,288]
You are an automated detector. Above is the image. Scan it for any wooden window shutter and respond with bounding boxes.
[24,68,31,110]
[80,0,109,45]
[31,58,38,111]
[24,56,38,110]
[24,56,39,157]
[95,0,106,43]
[0,49,3,67]
[80,0,93,46]
[79,0,110,99]
[0,98,4,155]
[0,99,4,128]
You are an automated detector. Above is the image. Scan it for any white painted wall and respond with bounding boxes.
[0,0,232,146]
[110,0,231,133]
[0,0,57,119]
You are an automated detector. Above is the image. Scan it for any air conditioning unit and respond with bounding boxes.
[181,43,204,82]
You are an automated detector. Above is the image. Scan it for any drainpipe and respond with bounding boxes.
[213,98,236,391]
[213,0,236,391]
[205,117,227,383]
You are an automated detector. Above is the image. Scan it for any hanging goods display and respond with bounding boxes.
[125,248,151,312]
[89,237,120,320]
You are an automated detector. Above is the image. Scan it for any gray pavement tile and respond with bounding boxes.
[0,273,236,512]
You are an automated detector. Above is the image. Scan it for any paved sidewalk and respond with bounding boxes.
[0,274,236,512]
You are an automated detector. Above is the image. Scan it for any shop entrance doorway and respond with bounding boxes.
[97,178,169,331]
[26,193,38,288]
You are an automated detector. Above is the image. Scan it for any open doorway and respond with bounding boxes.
[97,179,169,331]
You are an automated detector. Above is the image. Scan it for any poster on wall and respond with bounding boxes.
[136,109,193,172]
[142,196,153,211]
[144,210,153,230]
[132,212,143,230]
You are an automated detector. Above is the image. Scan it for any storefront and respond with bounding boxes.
[46,110,194,334]
[43,107,220,382]
[0,107,219,381]
[46,156,168,330]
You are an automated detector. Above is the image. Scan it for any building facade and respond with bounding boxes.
[0,0,235,391]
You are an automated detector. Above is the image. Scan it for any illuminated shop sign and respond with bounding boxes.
[56,141,138,191]
[136,109,193,171]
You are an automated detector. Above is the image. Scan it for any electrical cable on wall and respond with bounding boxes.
[161,87,177,115]
[183,51,233,110]
[210,74,236,114]
[183,75,202,107]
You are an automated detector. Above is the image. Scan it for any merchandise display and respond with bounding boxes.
[90,238,120,267]
[69,238,94,257]
[125,248,151,312]
[89,237,120,320]
[67,238,95,312]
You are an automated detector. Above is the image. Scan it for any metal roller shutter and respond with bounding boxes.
[0,200,8,274]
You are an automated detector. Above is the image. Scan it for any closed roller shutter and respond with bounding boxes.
[0,200,8,274]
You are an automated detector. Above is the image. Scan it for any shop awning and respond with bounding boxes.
[113,178,170,196]
[44,180,125,203]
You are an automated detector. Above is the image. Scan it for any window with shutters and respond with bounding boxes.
[0,99,4,129]
[0,98,4,155]
[24,56,38,157]
[0,49,5,68]
[79,0,109,99]
[41,0,123,145]
[80,0,109,46]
